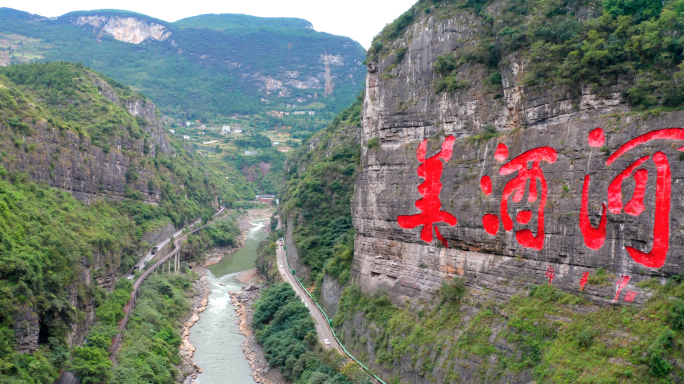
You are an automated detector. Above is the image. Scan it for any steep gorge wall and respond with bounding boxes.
[0,76,171,205]
[352,10,681,308]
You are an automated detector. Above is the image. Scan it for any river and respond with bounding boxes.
[189,218,269,384]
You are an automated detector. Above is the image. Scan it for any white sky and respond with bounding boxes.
[5,0,418,49]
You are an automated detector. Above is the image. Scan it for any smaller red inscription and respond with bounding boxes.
[613,275,631,303]
[579,272,589,291]
[588,128,605,147]
[480,175,492,195]
[624,291,637,303]
[545,265,555,285]
[494,143,509,161]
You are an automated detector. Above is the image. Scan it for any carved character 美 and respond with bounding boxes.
[398,136,457,247]
[581,128,683,268]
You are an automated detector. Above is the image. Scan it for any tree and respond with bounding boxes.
[68,346,112,384]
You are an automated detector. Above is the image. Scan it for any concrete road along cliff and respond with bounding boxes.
[275,241,342,353]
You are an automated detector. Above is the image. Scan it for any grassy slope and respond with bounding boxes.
[334,279,684,383]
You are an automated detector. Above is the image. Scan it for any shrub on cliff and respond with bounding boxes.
[68,347,112,384]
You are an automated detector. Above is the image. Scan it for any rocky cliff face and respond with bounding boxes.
[0,75,170,206]
[74,15,171,44]
[352,10,683,308]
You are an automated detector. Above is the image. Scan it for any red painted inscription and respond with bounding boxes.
[581,128,681,268]
[398,136,458,247]
[482,146,558,250]
[613,275,631,303]
[579,272,589,291]
[624,291,637,303]
[545,265,555,285]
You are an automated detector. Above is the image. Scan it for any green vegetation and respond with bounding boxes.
[255,230,283,284]
[0,8,366,121]
[68,269,195,384]
[174,13,312,30]
[0,62,252,233]
[280,97,362,289]
[180,216,242,264]
[68,280,133,384]
[335,278,684,383]
[0,169,139,383]
[252,283,369,384]
[112,272,195,384]
[370,0,684,110]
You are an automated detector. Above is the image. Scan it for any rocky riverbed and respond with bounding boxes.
[230,285,285,384]
[177,267,210,384]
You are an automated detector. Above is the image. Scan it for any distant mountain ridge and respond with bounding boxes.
[174,13,313,30]
[0,8,366,121]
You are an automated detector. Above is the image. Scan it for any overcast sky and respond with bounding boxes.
[6,0,418,49]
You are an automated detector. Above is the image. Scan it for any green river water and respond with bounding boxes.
[189,218,268,384]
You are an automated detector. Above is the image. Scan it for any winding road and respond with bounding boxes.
[275,240,341,352]
[55,208,225,384]
[126,218,203,279]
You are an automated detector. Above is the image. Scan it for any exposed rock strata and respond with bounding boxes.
[178,270,210,384]
[74,16,171,44]
[230,287,286,384]
[0,77,170,206]
[352,9,684,307]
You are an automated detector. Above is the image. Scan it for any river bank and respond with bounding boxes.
[179,208,277,384]
[231,286,285,384]
[178,267,210,384]
[204,208,273,266]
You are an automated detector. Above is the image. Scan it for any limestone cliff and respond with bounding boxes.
[73,15,171,44]
[328,2,684,383]
[352,4,681,309]
[0,72,170,205]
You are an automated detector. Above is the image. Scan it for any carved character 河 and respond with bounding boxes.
[581,128,682,268]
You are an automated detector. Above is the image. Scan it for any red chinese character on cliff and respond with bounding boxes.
[545,265,555,284]
[624,291,637,303]
[581,128,684,268]
[480,143,558,250]
[579,272,590,291]
[398,136,457,247]
[613,275,631,303]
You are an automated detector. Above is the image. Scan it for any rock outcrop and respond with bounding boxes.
[0,75,170,206]
[352,10,682,307]
[74,16,171,44]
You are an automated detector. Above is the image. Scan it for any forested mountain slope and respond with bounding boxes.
[0,62,250,383]
[0,8,366,121]
[273,0,684,382]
